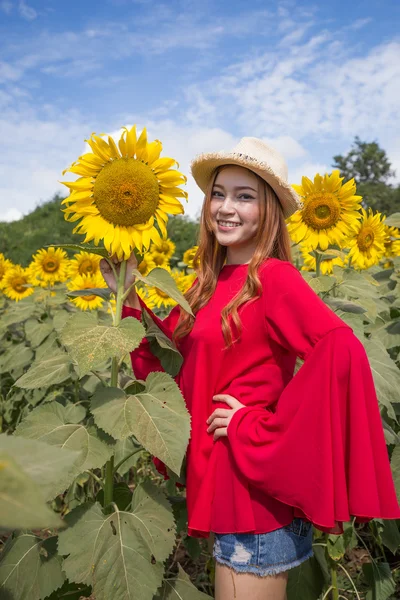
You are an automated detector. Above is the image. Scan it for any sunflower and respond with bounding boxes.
[347,207,386,270]
[146,251,170,270]
[287,171,362,251]
[61,125,188,260]
[0,254,13,289]
[183,246,199,269]
[300,245,347,274]
[67,251,101,279]
[141,265,181,311]
[29,247,69,287]
[66,271,108,311]
[149,238,176,259]
[383,225,400,258]
[3,265,34,302]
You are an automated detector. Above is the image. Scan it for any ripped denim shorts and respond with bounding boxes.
[212,517,313,577]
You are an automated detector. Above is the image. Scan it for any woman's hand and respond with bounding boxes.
[99,250,138,294]
[206,394,246,441]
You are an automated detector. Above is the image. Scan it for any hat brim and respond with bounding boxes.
[190,152,303,219]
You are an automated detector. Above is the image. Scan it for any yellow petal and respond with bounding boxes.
[126,125,137,158]
[147,140,163,165]
[118,129,128,157]
[107,136,121,159]
[136,127,148,162]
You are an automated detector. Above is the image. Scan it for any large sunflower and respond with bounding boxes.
[3,265,34,302]
[347,207,386,270]
[287,171,362,250]
[0,253,13,289]
[67,251,101,279]
[383,225,400,258]
[67,272,108,311]
[29,247,69,287]
[61,125,188,260]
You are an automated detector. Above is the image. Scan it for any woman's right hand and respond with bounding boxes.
[99,251,138,295]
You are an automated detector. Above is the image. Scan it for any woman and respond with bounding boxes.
[100,137,400,600]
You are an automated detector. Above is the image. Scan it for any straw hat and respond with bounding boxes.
[190,136,303,219]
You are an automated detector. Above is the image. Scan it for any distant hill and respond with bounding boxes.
[0,194,200,266]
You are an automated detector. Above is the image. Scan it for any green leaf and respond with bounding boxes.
[364,338,400,421]
[0,453,63,530]
[0,433,79,503]
[132,267,194,316]
[35,331,59,360]
[385,212,400,228]
[25,318,53,348]
[0,344,34,374]
[362,561,396,600]
[66,287,112,301]
[47,243,109,257]
[59,482,176,600]
[14,351,71,389]
[114,437,143,476]
[91,372,191,476]
[59,312,145,377]
[1,301,39,327]
[15,403,113,497]
[339,269,380,299]
[154,563,212,599]
[0,534,65,600]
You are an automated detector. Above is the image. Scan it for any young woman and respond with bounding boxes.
[100,137,400,600]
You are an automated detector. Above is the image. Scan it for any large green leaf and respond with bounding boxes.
[131,267,194,316]
[66,287,112,301]
[114,437,143,476]
[1,300,39,327]
[15,403,113,497]
[58,482,176,600]
[364,338,400,421]
[59,312,145,377]
[25,318,53,348]
[0,344,34,374]
[362,561,396,600]
[14,351,71,389]
[91,372,191,476]
[154,564,212,599]
[0,534,65,600]
[339,269,381,299]
[0,453,63,530]
[0,433,79,503]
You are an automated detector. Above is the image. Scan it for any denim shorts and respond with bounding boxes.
[212,518,314,577]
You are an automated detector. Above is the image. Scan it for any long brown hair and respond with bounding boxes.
[171,165,293,350]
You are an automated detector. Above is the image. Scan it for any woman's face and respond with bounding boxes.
[210,165,261,253]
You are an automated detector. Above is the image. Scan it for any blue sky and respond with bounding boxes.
[0,0,399,222]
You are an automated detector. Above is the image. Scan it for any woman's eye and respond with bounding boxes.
[212,190,223,197]
[239,194,254,200]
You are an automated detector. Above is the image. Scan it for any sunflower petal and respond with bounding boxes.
[136,127,148,162]
[147,140,163,165]
[125,125,137,158]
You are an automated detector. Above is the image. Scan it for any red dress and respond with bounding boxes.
[122,257,400,537]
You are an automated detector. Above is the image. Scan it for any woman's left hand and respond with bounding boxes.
[206,394,246,441]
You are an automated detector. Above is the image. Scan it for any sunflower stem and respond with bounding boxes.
[315,249,322,277]
[103,259,127,510]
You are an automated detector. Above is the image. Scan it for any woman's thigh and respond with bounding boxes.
[215,563,288,600]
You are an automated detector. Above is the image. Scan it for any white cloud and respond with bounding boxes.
[0,207,23,222]
[18,1,36,20]
[0,1,12,15]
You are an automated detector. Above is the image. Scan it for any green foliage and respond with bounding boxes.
[332,136,399,214]
[91,372,191,476]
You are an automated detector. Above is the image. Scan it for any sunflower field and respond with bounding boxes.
[0,125,400,600]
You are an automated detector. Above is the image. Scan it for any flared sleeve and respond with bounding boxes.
[227,261,400,535]
[122,296,183,482]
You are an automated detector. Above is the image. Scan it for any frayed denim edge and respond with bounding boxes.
[213,547,314,578]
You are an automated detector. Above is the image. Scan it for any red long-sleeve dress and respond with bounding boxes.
[122,257,400,538]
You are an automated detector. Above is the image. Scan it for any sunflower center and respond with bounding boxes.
[357,227,375,251]
[82,294,97,302]
[13,277,26,293]
[93,158,159,226]
[155,288,169,299]
[79,260,95,275]
[43,259,59,273]
[302,194,341,230]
